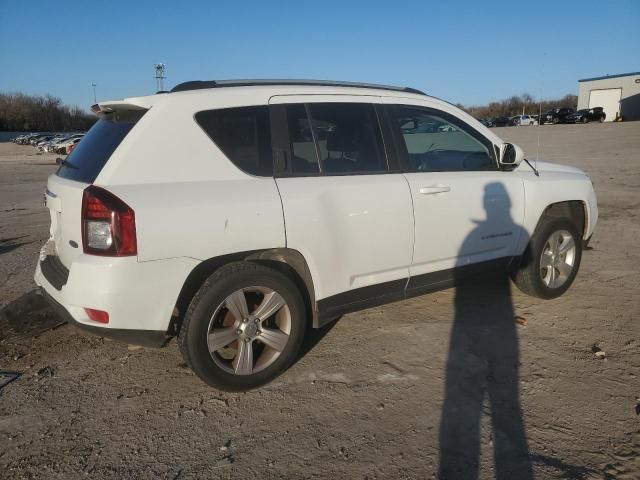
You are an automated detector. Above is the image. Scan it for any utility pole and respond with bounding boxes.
[92,83,97,104]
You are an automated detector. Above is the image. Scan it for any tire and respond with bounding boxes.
[599,116,605,123]
[582,116,588,124]
[178,261,307,391]
[511,217,582,299]
[552,117,559,125]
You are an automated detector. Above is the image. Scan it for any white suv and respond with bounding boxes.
[514,115,538,126]
[35,80,598,391]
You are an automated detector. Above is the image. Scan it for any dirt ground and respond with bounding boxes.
[0,123,639,479]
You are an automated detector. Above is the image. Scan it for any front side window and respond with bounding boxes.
[390,106,495,172]
[307,103,386,175]
[195,106,273,176]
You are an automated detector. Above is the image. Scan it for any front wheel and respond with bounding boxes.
[178,262,307,391]
[582,116,588,124]
[512,218,582,299]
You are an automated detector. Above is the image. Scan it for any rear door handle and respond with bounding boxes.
[419,185,451,195]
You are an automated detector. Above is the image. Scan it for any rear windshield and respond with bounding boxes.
[56,110,146,183]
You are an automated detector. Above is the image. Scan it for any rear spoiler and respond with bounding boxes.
[91,101,149,116]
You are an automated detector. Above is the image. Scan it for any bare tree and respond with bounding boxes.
[460,93,578,119]
[0,92,97,132]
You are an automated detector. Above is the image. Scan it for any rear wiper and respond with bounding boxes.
[55,158,79,169]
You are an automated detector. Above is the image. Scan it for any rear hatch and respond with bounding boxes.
[46,108,146,268]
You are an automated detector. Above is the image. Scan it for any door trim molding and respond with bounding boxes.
[316,257,513,327]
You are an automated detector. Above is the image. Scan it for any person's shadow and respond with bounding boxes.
[438,182,533,479]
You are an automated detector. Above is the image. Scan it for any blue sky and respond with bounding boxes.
[1,0,638,110]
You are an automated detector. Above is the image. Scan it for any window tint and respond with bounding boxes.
[56,110,145,183]
[286,104,319,174]
[195,106,273,176]
[391,106,494,172]
[307,103,386,174]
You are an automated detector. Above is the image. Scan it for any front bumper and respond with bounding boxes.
[34,242,200,347]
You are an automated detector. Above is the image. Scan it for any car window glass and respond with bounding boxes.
[57,110,145,183]
[391,106,494,172]
[286,104,320,174]
[195,106,273,177]
[307,103,386,174]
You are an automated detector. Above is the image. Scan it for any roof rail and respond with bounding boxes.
[170,79,426,95]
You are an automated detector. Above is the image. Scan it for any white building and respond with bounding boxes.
[577,71,640,122]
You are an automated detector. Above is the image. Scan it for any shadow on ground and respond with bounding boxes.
[0,236,29,255]
[0,289,64,343]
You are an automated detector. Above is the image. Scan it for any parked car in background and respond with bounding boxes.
[492,116,511,127]
[35,79,598,391]
[565,107,606,124]
[478,118,493,127]
[56,136,83,154]
[15,133,37,144]
[513,115,538,126]
[541,108,575,124]
[46,136,69,152]
[30,134,52,145]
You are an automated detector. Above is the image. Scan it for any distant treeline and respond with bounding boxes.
[0,92,97,132]
[458,93,579,119]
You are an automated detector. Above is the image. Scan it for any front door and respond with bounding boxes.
[384,103,525,292]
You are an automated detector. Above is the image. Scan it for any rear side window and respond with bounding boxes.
[308,103,386,175]
[57,110,145,183]
[286,104,320,174]
[195,106,273,177]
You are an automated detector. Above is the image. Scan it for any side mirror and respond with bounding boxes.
[499,143,524,169]
[55,157,64,165]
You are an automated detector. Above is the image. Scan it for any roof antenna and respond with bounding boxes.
[534,52,547,176]
[534,99,541,175]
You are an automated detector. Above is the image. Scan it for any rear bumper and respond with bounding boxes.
[34,243,200,345]
[40,287,169,347]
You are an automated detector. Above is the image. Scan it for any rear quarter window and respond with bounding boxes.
[195,106,273,177]
[56,110,146,183]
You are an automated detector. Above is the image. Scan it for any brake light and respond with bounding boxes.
[82,186,137,256]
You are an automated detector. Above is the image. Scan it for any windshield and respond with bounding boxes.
[56,110,146,183]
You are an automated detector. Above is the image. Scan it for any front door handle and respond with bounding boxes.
[419,185,451,195]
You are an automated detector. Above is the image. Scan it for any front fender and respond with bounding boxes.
[517,168,597,254]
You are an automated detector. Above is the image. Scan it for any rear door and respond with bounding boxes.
[269,96,414,311]
[47,109,146,267]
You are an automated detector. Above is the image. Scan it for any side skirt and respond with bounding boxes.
[316,257,512,328]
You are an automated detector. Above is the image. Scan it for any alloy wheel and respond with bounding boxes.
[539,229,577,289]
[207,287,291,375]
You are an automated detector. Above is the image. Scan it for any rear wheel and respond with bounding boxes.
[599,116,605,123]
[178,262,307,391]
[512,217,582,299]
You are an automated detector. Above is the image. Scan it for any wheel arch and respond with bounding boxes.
[514,200,587,277]
[168,248,318,336]
[536,200,587,239]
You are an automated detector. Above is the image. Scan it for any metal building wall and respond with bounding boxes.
[577,73,640,122]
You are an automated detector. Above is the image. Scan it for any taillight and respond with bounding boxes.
[82,186,137,256]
